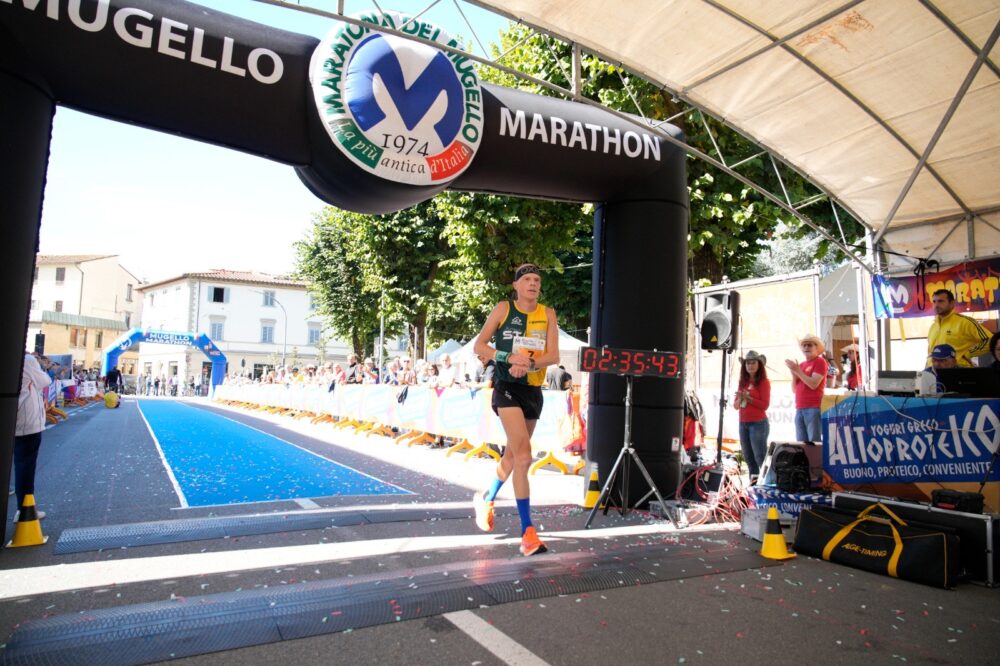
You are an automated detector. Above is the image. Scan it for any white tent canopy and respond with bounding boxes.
[427,338,462,362]
[818,264,860,318]
[470,0,1000,271]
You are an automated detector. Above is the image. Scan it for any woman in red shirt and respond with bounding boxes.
[734,350,770,483]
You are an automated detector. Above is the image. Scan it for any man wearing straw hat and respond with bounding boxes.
[784,334,828,442]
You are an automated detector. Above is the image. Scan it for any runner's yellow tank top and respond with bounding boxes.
[493,300,548,386]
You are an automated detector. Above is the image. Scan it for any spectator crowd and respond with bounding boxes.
[222,353,576,392]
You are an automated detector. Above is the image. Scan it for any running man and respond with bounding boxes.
[473,263,560,556]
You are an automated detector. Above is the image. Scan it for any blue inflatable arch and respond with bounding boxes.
[101,329,227,396]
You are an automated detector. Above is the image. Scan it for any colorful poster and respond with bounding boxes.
[823,395,1000,484]
[872,257,1000,319]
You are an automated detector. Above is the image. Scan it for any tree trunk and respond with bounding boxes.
[689,247,726,284]
[409,260,438,360]
[412,310,428,360]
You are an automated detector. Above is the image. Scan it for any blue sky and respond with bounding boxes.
[38,1,511,283]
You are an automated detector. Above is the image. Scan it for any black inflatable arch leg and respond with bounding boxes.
[588,198,688,505]
[0,71,54,545]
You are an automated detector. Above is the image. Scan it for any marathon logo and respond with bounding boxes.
[311,10,483,185]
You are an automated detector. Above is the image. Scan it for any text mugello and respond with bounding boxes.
[826,404,1000,480]
[144,332,193,346]
[4,0,283,84]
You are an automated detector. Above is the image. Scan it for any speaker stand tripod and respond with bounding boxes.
[585,375,679,529]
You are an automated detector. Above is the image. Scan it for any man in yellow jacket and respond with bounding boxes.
[926,289,991,367]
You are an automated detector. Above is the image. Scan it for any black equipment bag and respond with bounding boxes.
[794,503,961,588]
[931,489,984,515]
[772,447,810,492]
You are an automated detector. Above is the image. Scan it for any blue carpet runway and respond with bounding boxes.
[138,401,410,507]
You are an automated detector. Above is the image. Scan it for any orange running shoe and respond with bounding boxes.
[520,526,547,557]
[473,491,495,532]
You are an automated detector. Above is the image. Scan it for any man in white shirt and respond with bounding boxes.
[13,353,52,519]
[437,353,458,388]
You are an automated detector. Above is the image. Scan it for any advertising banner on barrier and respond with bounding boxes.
[436,388,483,439]
[872,257,1000,319]
[823,395,1000,484]
[214,384,581,453]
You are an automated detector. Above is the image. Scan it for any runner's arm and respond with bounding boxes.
[474,302,508,362]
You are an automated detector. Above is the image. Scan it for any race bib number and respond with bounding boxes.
[512,335,545,357]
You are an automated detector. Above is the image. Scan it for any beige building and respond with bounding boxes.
[35,312,132,372]
[137,270,349,383]
[28,254,143,370]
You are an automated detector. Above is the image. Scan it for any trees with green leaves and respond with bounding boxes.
[295,202,455,358]
[294,211,379,358]
[433,192,591,341]
[485,25,865,284]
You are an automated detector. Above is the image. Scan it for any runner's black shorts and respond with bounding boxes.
[491,380,544,420]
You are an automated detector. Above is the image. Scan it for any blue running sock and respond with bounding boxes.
[516,497,533,535]
[484,477,504,502]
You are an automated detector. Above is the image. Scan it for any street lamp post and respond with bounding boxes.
[274,296,288,368]
[254,290,287,369]
[377,290,384,376]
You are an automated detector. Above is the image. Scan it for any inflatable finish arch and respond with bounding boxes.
[101,328,227,395]
[0,1,689,540]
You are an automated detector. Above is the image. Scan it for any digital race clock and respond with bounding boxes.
[578,346,682,378]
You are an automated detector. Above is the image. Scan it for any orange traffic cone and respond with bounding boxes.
[759,506,795,560]
[582,465,602,509]
[7,494,47,548]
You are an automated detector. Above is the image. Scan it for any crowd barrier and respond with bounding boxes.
[214,383,587,473]
[43,380,103,425]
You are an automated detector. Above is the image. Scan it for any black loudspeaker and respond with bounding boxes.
[700,291,740,350]
[33,333,45,355]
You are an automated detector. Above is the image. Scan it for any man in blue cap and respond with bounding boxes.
[929,344,958,372]
[923,344,958,393]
